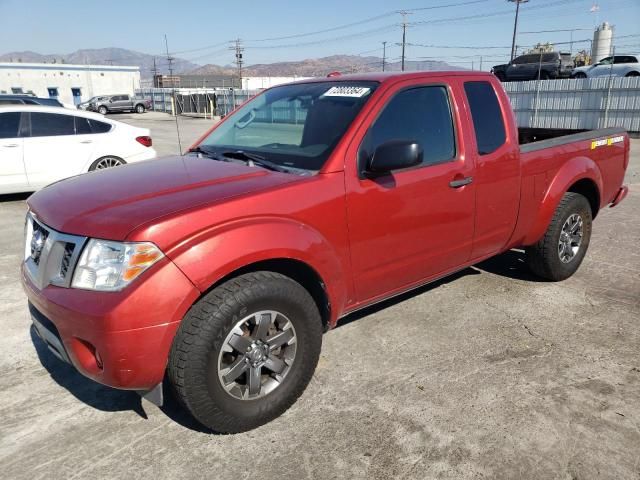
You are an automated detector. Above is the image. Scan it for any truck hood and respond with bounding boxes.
[27,155,301,240]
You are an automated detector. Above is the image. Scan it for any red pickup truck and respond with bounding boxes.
[22,72,629,433]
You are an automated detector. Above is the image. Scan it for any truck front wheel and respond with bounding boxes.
[526,192,592,281]
[168,271,323,433]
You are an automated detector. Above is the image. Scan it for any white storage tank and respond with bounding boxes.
[592,22,613,63]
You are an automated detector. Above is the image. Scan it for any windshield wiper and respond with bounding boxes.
[222,150,291,173]
[188,146,228,161]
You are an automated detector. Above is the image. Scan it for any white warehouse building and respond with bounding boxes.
[0,63,141,106]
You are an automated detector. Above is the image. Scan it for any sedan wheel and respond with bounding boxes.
[90,156,125,171]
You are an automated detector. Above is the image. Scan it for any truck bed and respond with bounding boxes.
[518,127,626,150]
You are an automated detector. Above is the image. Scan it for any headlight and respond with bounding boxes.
[71,239,163,291]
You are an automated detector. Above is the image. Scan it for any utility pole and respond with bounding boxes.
[398,10,413,71]
[164,34,182,153]
[382,41,387,72]
[151,57,158,87]
[509,0,529,62]
[230,39,244,89]
[164,35,175,82]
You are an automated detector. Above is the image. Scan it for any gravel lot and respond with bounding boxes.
[1,113,638,480]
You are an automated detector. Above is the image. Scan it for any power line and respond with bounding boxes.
[245,0,490,42]
[407,42,511,49]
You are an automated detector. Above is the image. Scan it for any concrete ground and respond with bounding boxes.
[0,115,638,479]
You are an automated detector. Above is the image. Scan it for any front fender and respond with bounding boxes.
[523,156,602,245]
[166,216,348,323]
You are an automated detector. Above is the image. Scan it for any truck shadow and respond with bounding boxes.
[338,249,544,327]
[30,326,147,417]
[28,249,542,432]
[0,192,31,203]
[474,249,545,282]
[30,326,212,432]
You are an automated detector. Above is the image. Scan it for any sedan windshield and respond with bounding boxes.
[198,81,378,172]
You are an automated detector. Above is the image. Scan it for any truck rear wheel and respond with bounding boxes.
[526,192,592,281]
[168,271,322,433]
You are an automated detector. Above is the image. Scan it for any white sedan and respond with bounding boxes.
[572,54,640,78]
[0,105,156,194]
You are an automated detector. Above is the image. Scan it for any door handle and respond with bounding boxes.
[80,140,93,144]
[2,143,19,148]
[449,176,473,188]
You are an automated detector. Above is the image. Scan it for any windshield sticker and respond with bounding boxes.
[591,135,624,149]
[322,86,371,98]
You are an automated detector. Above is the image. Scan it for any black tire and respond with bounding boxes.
[168,271,323,433]
[526,192,592,281]
[573,72,587,79]
[626,71,639,77]
[97,105,108,115]
[135,103,145,113]
[538,71,550,80]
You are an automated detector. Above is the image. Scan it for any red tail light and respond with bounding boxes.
[136,136,152,147]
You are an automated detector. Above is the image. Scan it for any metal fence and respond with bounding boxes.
[135,88,260,116]
[503,76,640,133]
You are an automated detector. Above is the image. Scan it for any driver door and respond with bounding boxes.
[344,79,475,302]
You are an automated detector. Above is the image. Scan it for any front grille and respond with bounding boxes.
[60,242,75,278]
[30,221,49,265]
[24,213,86,290]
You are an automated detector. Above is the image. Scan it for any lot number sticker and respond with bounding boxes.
[322,86,371,98]
[591,135,624,149]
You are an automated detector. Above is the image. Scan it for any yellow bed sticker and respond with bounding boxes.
[591,135,624,149]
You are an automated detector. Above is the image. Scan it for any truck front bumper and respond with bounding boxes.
[22,257,200,392]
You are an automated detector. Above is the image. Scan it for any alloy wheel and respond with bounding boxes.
[217,310,297,400]
[94,157,123,169]
[558,213,583,263]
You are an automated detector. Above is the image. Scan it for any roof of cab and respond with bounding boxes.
[291,70,496,85]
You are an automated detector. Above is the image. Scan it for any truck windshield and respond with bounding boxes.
[198,81,378,172]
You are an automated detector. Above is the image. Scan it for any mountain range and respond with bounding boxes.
[0,47,465,78]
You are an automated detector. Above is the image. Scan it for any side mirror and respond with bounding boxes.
[365,140,422,177]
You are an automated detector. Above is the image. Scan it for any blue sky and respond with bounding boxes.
[1,0,638,69]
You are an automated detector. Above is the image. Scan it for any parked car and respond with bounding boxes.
[87,94,152,115]
[22,72,629,433]
[496,51,574,81]
[0,94,63,107]
[572,55,640,78]
[491,63,509,81]
[0,105,156,194]
[76,96,109,111]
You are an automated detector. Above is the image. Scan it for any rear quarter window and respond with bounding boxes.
[464,81,507,155]
[88,119,112,133]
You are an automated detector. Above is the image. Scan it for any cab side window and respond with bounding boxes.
[464,81,506,155]
[361,86,456,168]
